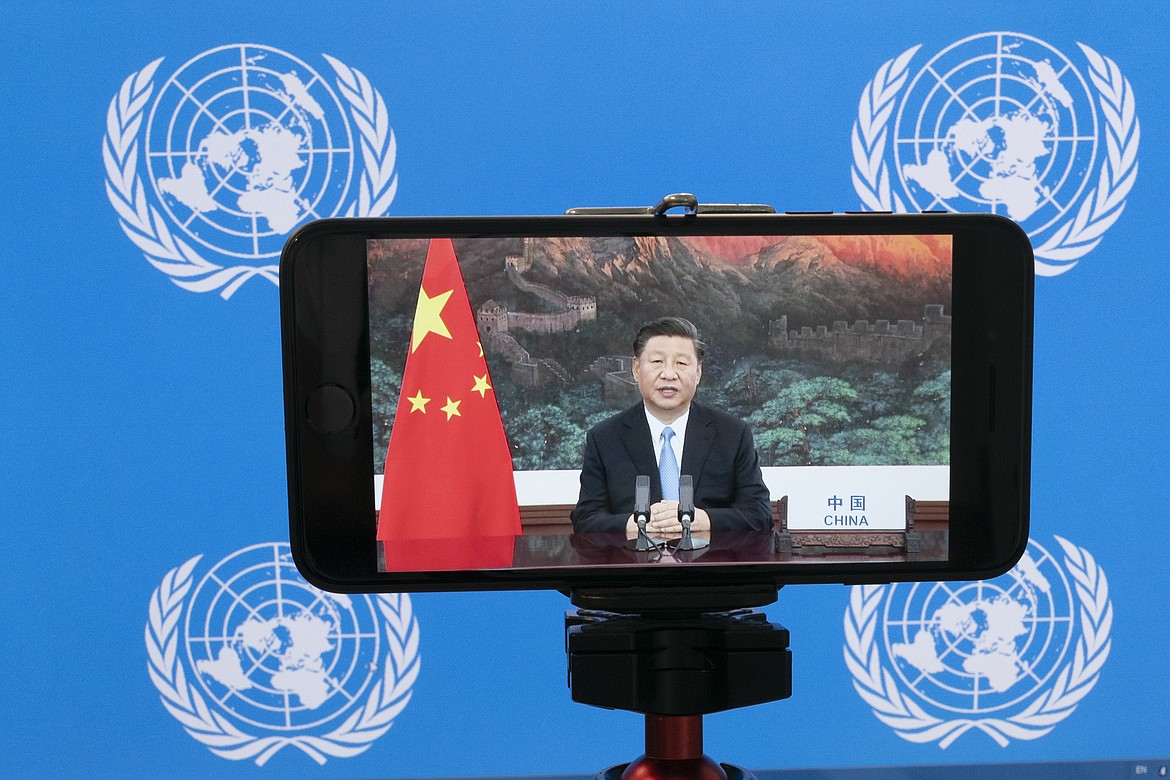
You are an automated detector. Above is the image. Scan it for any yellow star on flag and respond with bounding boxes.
[406,390,430,413]
[411,286,453,353]
[441,396,462,420]
[471,374,492,398]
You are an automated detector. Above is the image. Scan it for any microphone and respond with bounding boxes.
[633,475,653,551]
[678,474,694,528]
[676,474,707,551]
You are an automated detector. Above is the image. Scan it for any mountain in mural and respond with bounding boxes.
[368,233,952,361]
[499,235,951,355]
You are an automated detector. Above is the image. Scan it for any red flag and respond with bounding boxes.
[377,238,521,565]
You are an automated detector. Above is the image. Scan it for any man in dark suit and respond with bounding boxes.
[571,317,772,535]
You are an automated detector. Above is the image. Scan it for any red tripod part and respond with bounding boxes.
[620,715,727,780]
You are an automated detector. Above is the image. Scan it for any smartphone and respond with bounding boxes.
[280,212,1032,598]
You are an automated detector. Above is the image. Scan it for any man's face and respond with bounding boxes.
[633,335,702,423]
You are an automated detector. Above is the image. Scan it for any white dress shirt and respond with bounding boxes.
[644,406,689,473]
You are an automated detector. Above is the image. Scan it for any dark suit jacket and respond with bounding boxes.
[570,402,773,533]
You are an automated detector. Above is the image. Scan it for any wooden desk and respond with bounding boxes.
[379,526,948,572]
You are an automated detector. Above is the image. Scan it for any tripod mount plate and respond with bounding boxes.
[566,609,791,716]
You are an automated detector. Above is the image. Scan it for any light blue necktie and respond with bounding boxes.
[659,426,679,501]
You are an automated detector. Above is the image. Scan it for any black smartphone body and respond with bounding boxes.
[280,212,1032,599]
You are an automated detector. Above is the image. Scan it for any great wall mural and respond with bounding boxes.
[368,234,953,470]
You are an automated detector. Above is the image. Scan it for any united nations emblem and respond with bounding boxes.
[851,33,1139,276]
[844,537,1112,747]
[146,544,420,764]
[104,44,398,298]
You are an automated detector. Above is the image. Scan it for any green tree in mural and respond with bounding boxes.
[850,369,902,420]
[712,360,807,421]
[750,376,859,465]
[507,403,589,470]
[911,370,951,462]
[370,356,403,468]
[825,414,930,465]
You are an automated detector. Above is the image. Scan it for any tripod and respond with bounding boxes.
[566,587,791,780]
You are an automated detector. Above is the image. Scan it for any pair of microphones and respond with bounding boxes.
[633,474,703,552]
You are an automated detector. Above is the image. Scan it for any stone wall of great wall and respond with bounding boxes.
[769,304,950,364]
[476,238,597,387]
[589,355,640,404]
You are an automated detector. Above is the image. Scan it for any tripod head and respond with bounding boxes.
[565,586,790,779]
[565,595,790,717]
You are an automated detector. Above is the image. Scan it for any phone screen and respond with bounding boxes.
[366,233,953,573]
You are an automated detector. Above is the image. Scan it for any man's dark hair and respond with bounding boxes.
[632,317,706,362]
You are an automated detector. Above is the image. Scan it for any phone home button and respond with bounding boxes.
[306,384,355,434]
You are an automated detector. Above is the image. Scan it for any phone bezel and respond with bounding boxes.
[281,212,1032,593]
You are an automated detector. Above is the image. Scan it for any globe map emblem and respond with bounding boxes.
[145,44,355,261]
[893,32,1097,234]
[184,543,380,731]
[882,540,1074,714]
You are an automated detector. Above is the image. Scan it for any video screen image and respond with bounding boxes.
[367,234,952,571]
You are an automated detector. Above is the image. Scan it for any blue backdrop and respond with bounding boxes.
[2,2,1167,777]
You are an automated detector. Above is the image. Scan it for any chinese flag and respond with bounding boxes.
[377,239,521,563]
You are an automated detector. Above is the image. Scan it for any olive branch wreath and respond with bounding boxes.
[843,536,1111,748]
[103,53,398,299]
[145,554,420,765]
[850,44,920,215]
[850,41,1138,277]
